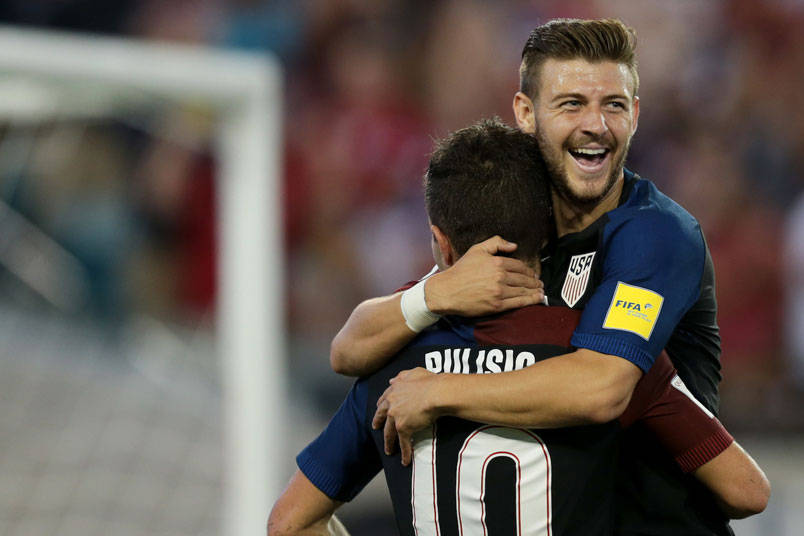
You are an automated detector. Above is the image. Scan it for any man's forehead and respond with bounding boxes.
[539,58,635,99]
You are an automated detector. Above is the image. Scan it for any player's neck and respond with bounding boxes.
[552,178,624,237]
[447,257,541,277]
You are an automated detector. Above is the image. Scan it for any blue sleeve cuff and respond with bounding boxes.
[293,380,381,503]
[297,449,362,502]
[571,332,654,372]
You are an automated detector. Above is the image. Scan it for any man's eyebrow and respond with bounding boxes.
[550,92,587,103]
[550,92,631,103]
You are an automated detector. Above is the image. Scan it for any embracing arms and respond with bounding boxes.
[373,349,642,463]
[329,292,412,376]
[330,236,544,376]
[373,349,770,519]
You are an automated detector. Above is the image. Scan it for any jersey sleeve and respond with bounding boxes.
[619,352,733,473]
[296,379,382,501]
[571,211,706,371]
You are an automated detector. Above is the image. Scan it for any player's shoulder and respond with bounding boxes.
[608,172,703,247]
[474,304,581,346]
[410,316,475,348]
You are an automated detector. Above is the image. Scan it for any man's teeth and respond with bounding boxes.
[571,148,607,155]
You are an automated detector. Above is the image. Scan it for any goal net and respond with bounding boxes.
[0,25,284,536]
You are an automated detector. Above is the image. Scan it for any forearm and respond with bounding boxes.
[693,442,770,519]
[267,516,330,536]
[268,471,344,536]
[330,293,417,376]
[433,349,642,427]
[330,239,545,377]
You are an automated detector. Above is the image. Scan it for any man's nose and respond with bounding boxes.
[579,105,609,137]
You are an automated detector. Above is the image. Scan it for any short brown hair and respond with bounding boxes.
[425,118,552,264]
[519,18,639,99]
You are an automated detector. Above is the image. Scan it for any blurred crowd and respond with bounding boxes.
[0,0,803,432]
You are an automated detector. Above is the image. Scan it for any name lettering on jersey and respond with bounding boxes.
[602,282,664,340]
[561,252,596,307]
[424,348,536,375]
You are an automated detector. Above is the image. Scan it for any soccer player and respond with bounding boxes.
[268,120,768,536]
[330,19,762,535]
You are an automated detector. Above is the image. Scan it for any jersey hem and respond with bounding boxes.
[296,452,356,502]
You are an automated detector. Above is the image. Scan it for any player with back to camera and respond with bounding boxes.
[268,119,768,536]
[330,19,769,535]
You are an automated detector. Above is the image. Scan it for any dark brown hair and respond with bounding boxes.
[425,118,552,263]
[519,18,639,99]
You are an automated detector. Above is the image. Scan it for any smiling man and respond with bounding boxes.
[330,19,739,535]
[270,120,767,536]
[523,57,637,231]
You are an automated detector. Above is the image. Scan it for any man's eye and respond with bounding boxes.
[562,100,581,108]
[608,101,626,110]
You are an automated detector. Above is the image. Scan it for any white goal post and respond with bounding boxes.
[0,25,285,535]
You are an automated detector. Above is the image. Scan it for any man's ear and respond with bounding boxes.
[431,224,457,267]
[631,95,640,136]
[513,91,536,134]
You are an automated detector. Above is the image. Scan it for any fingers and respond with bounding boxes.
[383,416,398,455]
[473,235,518,255]
[399,430,413,466]
[384,418,413,466]
[498,293,547,311]
[502,271,544,290]
[389,369,410,384]
[496,282,545,302]
[494,256,539,279]
[372,397,388,430]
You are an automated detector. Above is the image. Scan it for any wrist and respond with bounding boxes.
[424,272,449,315]
[429,373,457,418]
[400,279,441,332]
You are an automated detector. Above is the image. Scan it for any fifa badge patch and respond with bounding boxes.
[561,252,596,307]
[602,282,664,340]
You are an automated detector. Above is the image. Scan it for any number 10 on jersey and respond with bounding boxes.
[411,424,553,536]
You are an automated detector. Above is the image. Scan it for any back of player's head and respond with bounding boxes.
[519,18,639,99]
[425,118,552,264]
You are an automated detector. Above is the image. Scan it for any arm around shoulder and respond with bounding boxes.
[330,237,545,376]
[374,349,643,465]
[435,348,643,427]
[329,292,417,376]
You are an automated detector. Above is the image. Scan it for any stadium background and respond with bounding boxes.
[0,0,801,534]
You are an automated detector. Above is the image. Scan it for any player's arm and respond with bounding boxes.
[434,348,642,425]
[330,236,544,376]
[621,352,770,519]
[374,348,642,464]
[376,214,705,462]
[267,470,347,536]
[275,379,379,532]
[694,442,770,519]
[330,291,415,376]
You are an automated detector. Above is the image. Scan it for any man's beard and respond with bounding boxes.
[536,130,630,211]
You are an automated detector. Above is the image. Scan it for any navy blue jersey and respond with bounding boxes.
[542,170,721,413]
[298,305,732,535]
[300,306,619,536]
[541,171,730,535]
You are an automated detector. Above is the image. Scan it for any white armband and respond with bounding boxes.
[400,277,440,333]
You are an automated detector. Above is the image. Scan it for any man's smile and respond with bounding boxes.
[568,146,611,175]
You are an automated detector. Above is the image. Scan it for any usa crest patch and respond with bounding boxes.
[561,252,595,307]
